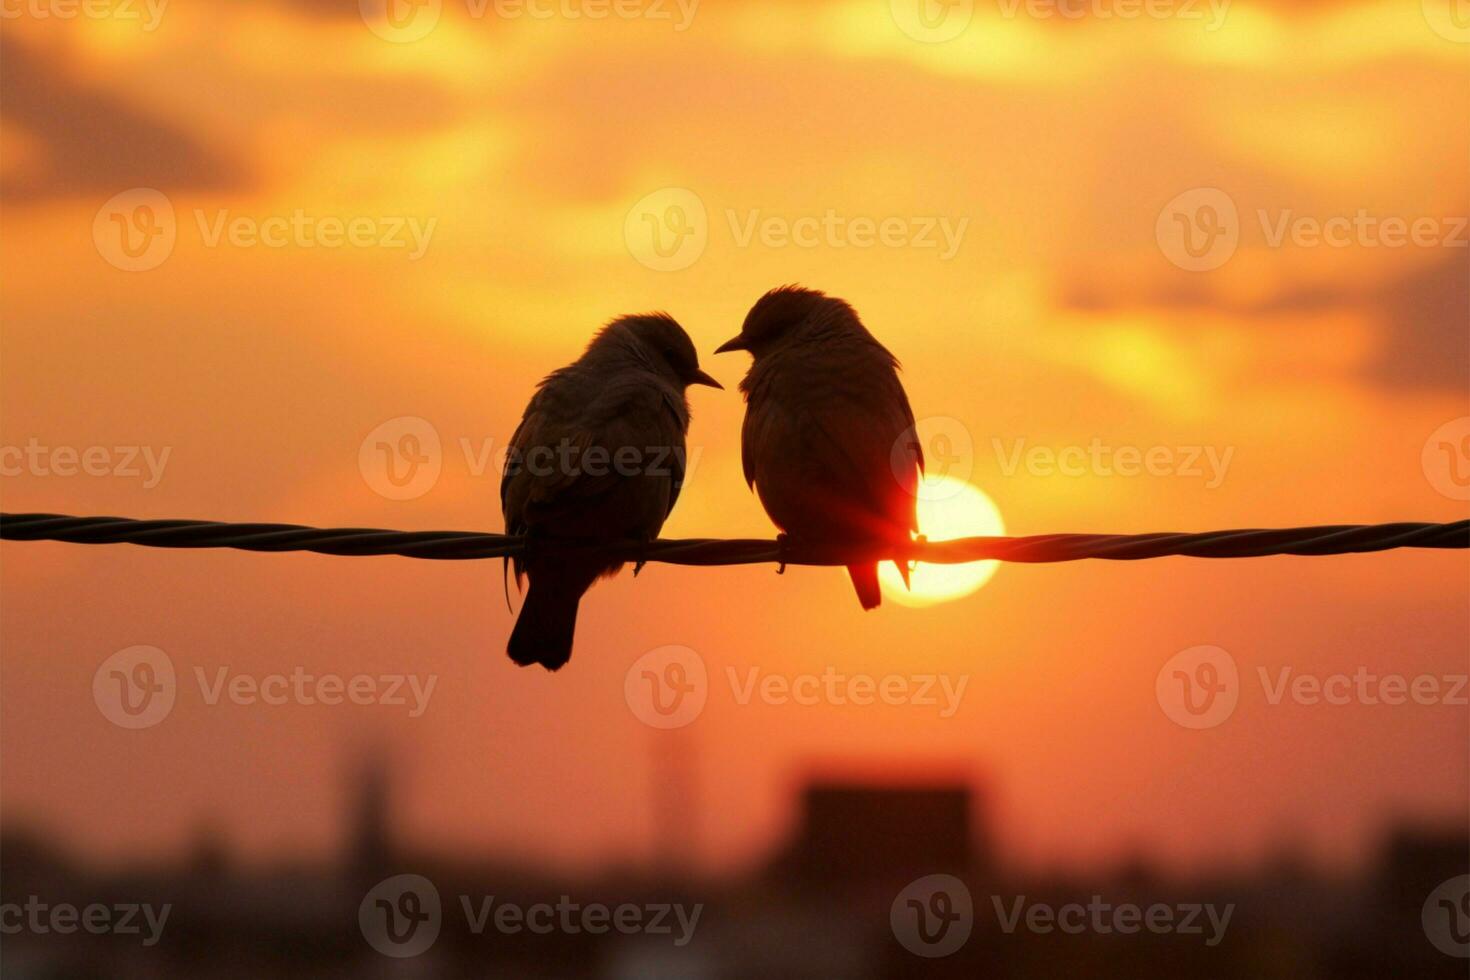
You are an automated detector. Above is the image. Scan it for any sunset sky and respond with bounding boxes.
[1,0,1466,878]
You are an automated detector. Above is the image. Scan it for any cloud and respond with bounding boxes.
[1062,249,1469,393]
[1365,251,1470,392]
[0,38,249,203]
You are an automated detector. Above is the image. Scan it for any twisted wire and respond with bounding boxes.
[2,513,1465,566]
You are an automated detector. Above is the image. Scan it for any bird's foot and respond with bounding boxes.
[910,534,928,574]
[775,532,790,575]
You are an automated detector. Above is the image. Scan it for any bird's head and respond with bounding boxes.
[715,285,859,358]
[596,313,723,390]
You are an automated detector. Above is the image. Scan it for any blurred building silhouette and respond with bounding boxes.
[773,781,981,884]
[345,748,394,888]
[1,754,1465,979]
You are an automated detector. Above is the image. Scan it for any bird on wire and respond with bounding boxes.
[716,286,924,610]
[501,313,722,670]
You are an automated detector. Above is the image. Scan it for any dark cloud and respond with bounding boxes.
[0,37,249,203]
[1366,250,1469,392]
[1063,250,1469,393]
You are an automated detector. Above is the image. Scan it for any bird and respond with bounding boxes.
[501,313,722,670]
[716,286,923,610]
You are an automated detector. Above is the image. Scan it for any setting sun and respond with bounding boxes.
[880,476,1007,607]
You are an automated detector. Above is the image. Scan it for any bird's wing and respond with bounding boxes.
[747,361,921,540]
[806,387,921,538]
[501,406,536,533]
[505,380,686,537]
[740,372,775,490]
[740,400,760,491]
[658,388,689,521]
[500,398,543,588]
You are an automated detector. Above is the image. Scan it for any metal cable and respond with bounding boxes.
[3,513,1465,565]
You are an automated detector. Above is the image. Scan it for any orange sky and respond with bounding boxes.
[1,0,1467,876]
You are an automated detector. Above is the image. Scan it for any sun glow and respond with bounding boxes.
[880,477,1006,608]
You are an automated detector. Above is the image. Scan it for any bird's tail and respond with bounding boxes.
[847,563,883,611]
[507,575,584,671]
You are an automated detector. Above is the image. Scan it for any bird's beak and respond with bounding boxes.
[714,335,748,354]
[689,368,723,389]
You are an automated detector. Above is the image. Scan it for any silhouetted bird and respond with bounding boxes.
[502,314,721,669]
[717,286,922,609]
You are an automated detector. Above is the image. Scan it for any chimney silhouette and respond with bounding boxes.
[345,745,394,882]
